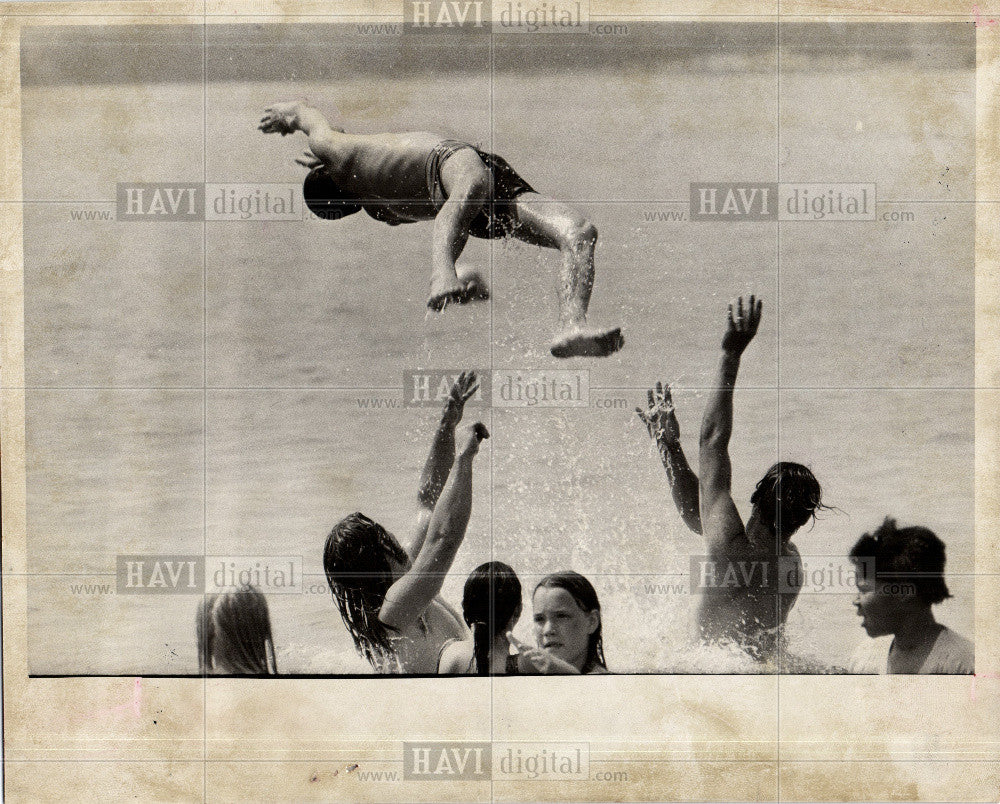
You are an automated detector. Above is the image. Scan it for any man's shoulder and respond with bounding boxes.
[783,541,802,558]
[394,131,451,150]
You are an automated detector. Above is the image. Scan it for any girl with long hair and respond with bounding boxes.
[511,570,608,674]
[323,371,488,673]
[196,586,278,675]
[438,561,523,675]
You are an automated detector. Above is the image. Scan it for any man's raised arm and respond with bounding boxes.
[698,296,762,552]
[637,382,702,534]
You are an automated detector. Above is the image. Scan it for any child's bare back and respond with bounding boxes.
[321,131,443,215]
[388,596,467,673]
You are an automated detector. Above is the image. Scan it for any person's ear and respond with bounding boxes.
[586,609,600,636]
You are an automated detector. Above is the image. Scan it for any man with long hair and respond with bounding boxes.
[638,297,826,659]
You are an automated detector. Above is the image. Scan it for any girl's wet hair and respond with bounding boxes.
[196,586,277,675]
[462,562,522,676]
[849,517,952,604]
[750,462,827,534]
[534,571,607,673]
[323,512,409,671]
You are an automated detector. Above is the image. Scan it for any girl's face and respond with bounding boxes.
[852,576,914,638]
[532,586,599,671]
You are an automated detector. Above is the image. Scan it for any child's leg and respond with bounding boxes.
[429,149,492,311]
[511,194,624,358]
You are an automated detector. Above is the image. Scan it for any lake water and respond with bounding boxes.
[21,23,975,674]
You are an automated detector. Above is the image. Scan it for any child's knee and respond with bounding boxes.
[566,218,597,250]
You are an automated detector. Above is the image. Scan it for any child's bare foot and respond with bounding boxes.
[259,102,303,136]
[428,275,471,311]
[457,268,489,302]
[550,325,624,358]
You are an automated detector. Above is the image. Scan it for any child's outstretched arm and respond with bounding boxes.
[637,381,702,534]
[379,423,489,631]
[259,101,346,170]
[699,296,762,555]
[407,371,480,561]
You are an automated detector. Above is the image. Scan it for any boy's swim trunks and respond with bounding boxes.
[425,139,536,239]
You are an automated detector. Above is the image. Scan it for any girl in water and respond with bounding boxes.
[438,561,523,675]
[196,586,278,675]
[511,571,608,674]
[323,371,489,673]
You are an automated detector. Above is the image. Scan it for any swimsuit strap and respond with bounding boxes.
[436,636,461,673]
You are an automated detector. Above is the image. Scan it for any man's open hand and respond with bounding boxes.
[721,295,763,355]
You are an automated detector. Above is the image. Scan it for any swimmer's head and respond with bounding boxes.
[850,517,951,604]
[196,585,277,675]
[533,571,606,673]
[849,518,951,637]
[462,561,522,676]
[302,167,363,221]
[750,462,825,538]
[323,512,409,670]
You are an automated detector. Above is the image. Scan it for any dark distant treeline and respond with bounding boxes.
[21,21,973,86]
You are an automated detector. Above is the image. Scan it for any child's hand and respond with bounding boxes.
[458,422,489,458]
[507,632,580,674]
[294,149,324,170]
[635,381,680,443]
[258,102,301,136]
[443,371,480,426]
